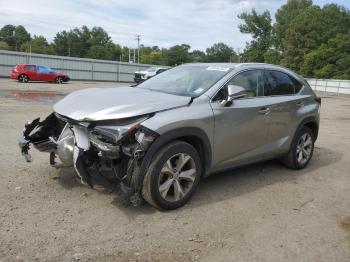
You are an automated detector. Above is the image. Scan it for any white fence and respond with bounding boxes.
[306,78,350,95]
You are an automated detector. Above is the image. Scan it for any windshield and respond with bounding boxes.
[137,65,231,97]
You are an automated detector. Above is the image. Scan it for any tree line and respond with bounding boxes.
[0,25,239,66]
[0,0,349,79]
[238,0,350,79]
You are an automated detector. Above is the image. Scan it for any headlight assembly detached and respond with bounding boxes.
[91,116,149,144]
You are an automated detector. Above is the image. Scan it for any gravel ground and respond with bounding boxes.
[0,78,349,262]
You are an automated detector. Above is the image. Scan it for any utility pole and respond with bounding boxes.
[133,48,136,63]
[29,44,32,63]
[128,48,131,63]
[135,34,141,64]
[236,48,242,63]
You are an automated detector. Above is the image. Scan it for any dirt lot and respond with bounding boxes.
[0,78,349,262]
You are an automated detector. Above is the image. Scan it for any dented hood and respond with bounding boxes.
[54,87,191,121]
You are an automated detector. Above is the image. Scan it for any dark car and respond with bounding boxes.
[10,64,70,83]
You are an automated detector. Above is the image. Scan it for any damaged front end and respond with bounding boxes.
[19,113,158,206]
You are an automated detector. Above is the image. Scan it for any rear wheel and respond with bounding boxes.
[55,77,63,84]
[18,74,28,83]
[283,126,315,169]
[142,141,202,210]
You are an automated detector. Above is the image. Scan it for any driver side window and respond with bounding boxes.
[226,70,264,97]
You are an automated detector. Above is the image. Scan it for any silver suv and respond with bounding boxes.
[19,63,320,210]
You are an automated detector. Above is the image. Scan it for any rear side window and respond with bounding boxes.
[292,78,303,93]
[265,70,301,96]
[24,65,36,71]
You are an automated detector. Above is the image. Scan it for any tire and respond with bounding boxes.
[55,77,63,84]
[18,74,29,83]
[142,141,202,210]
[283,126,315,170]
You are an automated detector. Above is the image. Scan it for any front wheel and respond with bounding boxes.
[142,141,202,210]
[55,77,63,84]
[283,126,315,169]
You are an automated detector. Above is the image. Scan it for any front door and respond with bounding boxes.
[210,69,272,170]
[36,65,52,82]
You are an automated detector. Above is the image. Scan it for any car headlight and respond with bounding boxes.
[90,116,149,145]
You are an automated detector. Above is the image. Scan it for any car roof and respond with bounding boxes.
[182,62,290,71]
[181,62,305,83]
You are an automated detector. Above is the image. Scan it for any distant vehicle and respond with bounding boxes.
[134,66,169,83]
[10,64,70,84]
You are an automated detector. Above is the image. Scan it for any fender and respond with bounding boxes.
[296,116,319,140]
[135,127,212,191]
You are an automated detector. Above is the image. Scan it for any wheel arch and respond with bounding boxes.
[138,127,212,190]
[297,116,319,140]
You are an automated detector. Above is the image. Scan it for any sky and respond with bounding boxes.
[0,0,349,51]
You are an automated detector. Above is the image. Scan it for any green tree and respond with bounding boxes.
[165,44,191,66]
[20,35,53,54]
[121,46,130,62]
[263,49,282,64]
[110,44,122,61]
[190,50,207,62]
[0,24,16,49]
[87,45,111,60]
[90,27,112,46]
[0,41,10,50]
[206,43,237,62]
[86,43,121,60]
[0,24,30,50]
[141,51,165,65]
[53,26,91,57]
[301,33,350,79]
[282,4,350,72]
[238,9,272,62]
[14,25,31,50]
[274,0,313,49]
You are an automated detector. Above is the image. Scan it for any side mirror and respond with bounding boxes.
[220,85,246,106]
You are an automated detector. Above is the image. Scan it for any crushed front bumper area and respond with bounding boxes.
[19,113,158,206]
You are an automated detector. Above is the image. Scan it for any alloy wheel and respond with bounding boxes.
[158,153,197,202]
[296,133,313,165]
[19,75,28,83]
[56,77,63,84]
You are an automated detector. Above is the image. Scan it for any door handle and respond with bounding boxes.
[296,101,304,107]
[258,107,270,115]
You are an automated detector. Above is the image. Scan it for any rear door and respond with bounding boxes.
[210,69,272,170]
[23,65,38,80]
[263,70,304,154]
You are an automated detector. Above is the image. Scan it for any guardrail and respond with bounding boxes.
[306,78,350,95]
[0,50,155,82]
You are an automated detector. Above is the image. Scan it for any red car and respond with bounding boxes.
[10,64,70,83]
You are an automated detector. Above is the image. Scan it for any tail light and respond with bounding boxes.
[13,66,18,73]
